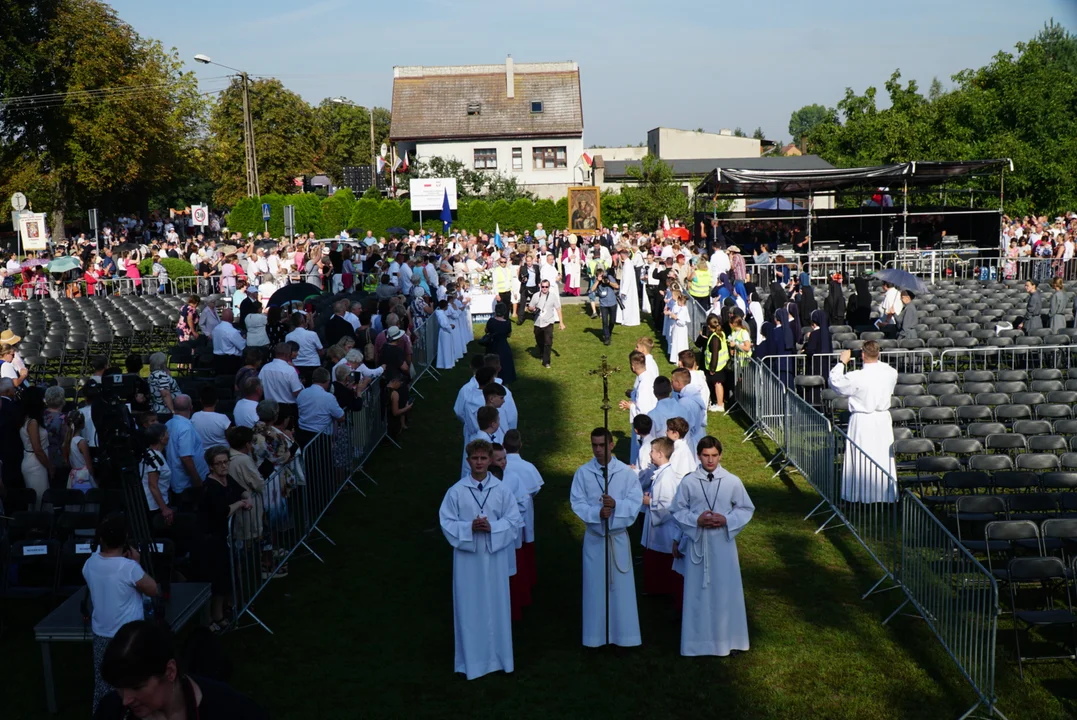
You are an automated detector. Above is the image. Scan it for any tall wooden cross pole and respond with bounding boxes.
[589,354,620,646]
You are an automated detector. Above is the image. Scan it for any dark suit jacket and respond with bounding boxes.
[325,315,356,348]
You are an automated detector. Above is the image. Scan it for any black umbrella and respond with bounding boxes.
[386,227,408,235]
[113,242,139,253]
[268,282,323,307]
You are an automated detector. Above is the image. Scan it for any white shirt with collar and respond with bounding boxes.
[258,358,303,404]
[212,322,246,356]
[343,311,360,332]
[286,327,323,367]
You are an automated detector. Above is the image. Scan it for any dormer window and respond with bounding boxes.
[467,102,481,116]
[530,100,544,114]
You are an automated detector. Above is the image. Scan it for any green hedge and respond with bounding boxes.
[137,257,195,278]
[227,193,574,238]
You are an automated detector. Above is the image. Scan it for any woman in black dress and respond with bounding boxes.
[199,445,252,633]
[484,303,516,384]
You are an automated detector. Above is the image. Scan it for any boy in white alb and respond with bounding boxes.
[504,429,543,601]
[439,440,522,678]
[672,436,754,656]
[641,437,681,596]
[666,417,698,480]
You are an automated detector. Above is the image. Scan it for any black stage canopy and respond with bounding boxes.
[695,159,1012,197]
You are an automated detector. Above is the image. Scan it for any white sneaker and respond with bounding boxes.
[708,404,720,412]
[715,405,726,413]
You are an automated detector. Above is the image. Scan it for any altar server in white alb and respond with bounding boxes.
[439,439,522,679]
[672,436,755,657]
[434,300,457,370]
[827,341,898,502]
[570,427,643,648]
[619,351,657,463]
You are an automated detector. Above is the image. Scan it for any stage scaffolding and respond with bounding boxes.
[693,159,1013,256]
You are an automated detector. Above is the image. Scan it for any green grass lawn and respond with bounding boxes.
[4,307,1075,719]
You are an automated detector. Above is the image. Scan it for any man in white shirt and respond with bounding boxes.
[233,378,262,428]
[251,248,270,283]
[190,386,232,447]
[343,301,362,332]
[526,278,564,369]
[211,308,246,375]
[259,343,303,426]
[296,367,344,448]
[285,313,324,386]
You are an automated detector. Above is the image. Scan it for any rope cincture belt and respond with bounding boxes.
[689,532,711,589]
[586,526,631,588]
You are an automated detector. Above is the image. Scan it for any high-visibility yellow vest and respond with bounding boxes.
[704,330,729,371]
[363,273,378,292]
[689,264,711,298]
[493,266,512,293]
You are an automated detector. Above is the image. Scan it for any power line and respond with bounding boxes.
[0,76,232,107]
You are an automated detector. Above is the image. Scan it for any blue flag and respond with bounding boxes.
[493,223,502,249]
[440,188,452,233]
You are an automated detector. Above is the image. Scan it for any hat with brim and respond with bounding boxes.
[0,330,21,345]
[387,327,404,341]
[246,285,259,294]
[727,245,740,253]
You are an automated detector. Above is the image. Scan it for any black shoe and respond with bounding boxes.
[603,338,611,346]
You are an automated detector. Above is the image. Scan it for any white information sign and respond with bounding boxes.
[409,178,458,212]
[18,212,48,251]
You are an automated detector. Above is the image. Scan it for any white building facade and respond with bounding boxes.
[390,59,585,200]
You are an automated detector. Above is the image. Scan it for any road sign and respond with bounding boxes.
[262,203,271,221]
[10,192,27,212]
[88,208,99,232]
[192,205,209,227]
[283,205,295,237]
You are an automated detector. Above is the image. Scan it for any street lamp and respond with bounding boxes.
[195,53,260,198]
[332,97,378,191]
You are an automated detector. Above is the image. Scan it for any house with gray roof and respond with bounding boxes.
[390,57,585,199]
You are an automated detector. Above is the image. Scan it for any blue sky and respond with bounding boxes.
[108,0,1075,147]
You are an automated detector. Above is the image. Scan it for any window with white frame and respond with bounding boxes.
[511,147,523,171]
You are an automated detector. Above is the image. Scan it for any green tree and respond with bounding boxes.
[207,77,319,206]
[732,127,746,138]
[0,0,203,238]
[752,127,766,141]
[787,103,838,144]
[807,23,1077,214]
[621,155,690,231]
[314,100,392,186]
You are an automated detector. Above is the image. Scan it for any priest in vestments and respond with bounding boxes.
[570,427,643,648]
[616,251,641,327]
[672,436,754,657]
[439,439,523,678]
[827,342,898,503]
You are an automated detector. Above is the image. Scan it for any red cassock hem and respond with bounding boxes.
[521,542,537,590]
[643,548,678,596]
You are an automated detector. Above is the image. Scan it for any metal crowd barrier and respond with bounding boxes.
[762,349,934,380]
[410,313,441,395]
[889,492,1002,719]
[828,427,901,596]
[732,355,1004,717]
[939,344,1077,373]
[225,383,387,633]
[779,389,835,521]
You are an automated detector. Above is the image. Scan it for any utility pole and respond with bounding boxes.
[241,72,260,198]
[194,54,260,198]
[370,108,377,193]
